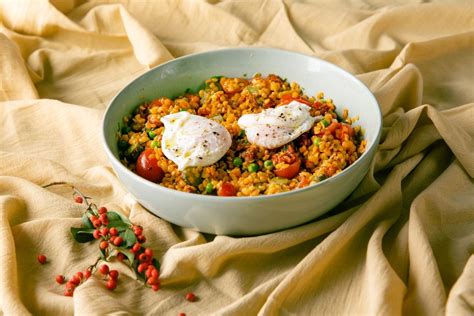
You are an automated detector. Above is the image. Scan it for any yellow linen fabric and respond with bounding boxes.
[0,0,473,315]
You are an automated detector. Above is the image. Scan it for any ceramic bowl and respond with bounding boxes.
[102,48,381,235]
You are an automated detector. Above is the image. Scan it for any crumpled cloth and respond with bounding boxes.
[0,0,473,315]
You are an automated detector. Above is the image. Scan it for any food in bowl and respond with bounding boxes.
[117,74,366,197]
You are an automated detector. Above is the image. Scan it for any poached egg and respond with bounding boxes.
[237,101,321,149]
[161,112,232,170]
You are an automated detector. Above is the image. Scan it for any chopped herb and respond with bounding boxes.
[150,140,160,149]
[313,137,320,147]
[121,126,131,134]
[118,140,129,151]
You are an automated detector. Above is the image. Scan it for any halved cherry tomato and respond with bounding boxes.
[326,121,341,134]
[218,182,237,196]
[136,149,165,182]
[280,94,313,106]
[274,159,301,179]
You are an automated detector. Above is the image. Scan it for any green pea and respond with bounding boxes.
[248,163,259,173]
[313,137,320,147]
[150,140,160,148]
[321,119,330,127]
[121,126,131,134]
[264,160,273,169]
[233,157,243,167]
[205,182,214,194]
[148,130,156,139]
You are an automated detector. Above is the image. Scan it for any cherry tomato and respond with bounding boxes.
[136,149,164,182]
[274,159,301,179]
[218,182,237,196]
[326,121,340,134]
[280,94,312,106]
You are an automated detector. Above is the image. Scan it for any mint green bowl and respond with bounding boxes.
[102,48,381,235]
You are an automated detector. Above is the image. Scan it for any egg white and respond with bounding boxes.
[161,112,232,170]
[237,101,321,149]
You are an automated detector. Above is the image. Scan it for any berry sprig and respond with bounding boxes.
[43,182,160,296]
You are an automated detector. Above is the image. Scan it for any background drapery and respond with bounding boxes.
[0,0,473,315]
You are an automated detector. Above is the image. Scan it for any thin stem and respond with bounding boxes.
[43,182,97,215]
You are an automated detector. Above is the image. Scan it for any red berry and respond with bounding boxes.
[138,253,150,263]
[151,269,159,278]
[99,264,109,275]
[152,284,160,291]
[116,252,126,262]
[75,271,84,281]
[74,195,83,204]
[99,213,108,222]
[90,215,98,222]
[110,236,117,243]
[101,227,109,236]
[85,270,91,279]
[185,292,197,302]
[99,240,109,250]
[56,275,65,284]
[138,235,146,243]
[113,237,123,246]
[99,215,109,226]
[133,226,143,236]
[144,248,153,257]
[93,219,102,228]
[64,287,74,296]
[132,242,141,253]
[106,278,117,291]
[70,275,80,285]
[109,227,118,236]
[65,281,76,290]
[109,270,119,280]
[179,313,186,316]
[98,206,108,214]
[146,269,152,278]
[93,229,101,239]
[37,254,47,264]
[147,276,159,285]
[137,263,148,273]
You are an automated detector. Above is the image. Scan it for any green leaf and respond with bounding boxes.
[152,258,160,270]
[99,247,106,260]
[108,211,132,225]
[106,211,131,231]
[120,229,137,248]
[70,227,95,243]
[117,247,135,267]
[82,213,94,229]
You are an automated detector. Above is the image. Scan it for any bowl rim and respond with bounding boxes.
[102,47,382,201]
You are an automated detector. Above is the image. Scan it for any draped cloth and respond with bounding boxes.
[0,1,473,315]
